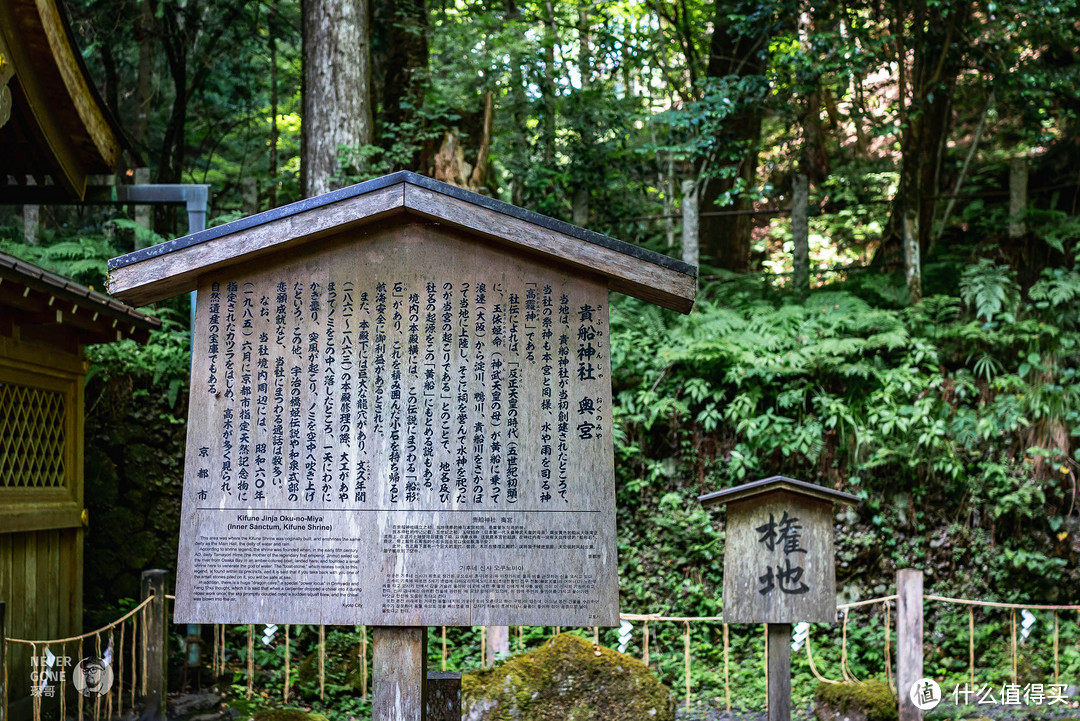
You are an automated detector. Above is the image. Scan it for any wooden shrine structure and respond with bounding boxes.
[0,251,159,709]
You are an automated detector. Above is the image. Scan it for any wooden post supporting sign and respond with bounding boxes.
[373,627,427,721]
[700,477,857,721]
[897,569,924,721]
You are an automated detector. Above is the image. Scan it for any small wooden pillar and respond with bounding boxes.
[374,627,427,721]
[426,671,461,721]
[139,570,167,721]
[700,476,857,721]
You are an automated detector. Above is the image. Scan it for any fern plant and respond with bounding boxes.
[959,258,1020,323]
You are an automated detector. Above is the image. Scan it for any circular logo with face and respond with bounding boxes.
[73,657,113,698]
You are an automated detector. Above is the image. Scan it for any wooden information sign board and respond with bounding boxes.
[699,476,857,624]
[108,172,696,632]
[699,476,857,721]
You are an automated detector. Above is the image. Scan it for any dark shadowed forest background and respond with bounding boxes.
[2,0,1080,713]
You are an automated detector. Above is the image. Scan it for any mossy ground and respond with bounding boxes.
[462,632,675,721]
[814,679,898,721]
[252,709,330,721]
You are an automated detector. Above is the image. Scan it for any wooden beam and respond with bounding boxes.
[404,185,695,312]
[107,184,406,305]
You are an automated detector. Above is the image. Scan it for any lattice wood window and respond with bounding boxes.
[0,380,68,488]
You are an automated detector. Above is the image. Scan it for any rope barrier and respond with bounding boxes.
[7,586,1075,719]
[360,625,367,701]
[805,629,840,684]
[925,595,1080,611]
[1053,611,1059,684]
[883,601,894,693]
[4,596,153,645]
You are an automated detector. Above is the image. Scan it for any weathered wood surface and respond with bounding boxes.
[108,185,405,307]
[766,623,791,721]
[108,174,696,313]
[897,569,924,721]
[425,671,460,721]
[139,570,167,721]
[374,627,426,721]
[174,222,619,627]
[403,185,695,313]
[722,493,836,623]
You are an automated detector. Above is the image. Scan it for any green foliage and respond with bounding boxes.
[86,308,192,408]
[959,260,1020,323]
[0,233,115,288]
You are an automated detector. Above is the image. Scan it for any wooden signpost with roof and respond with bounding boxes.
[699,476,858,721]
[108,171,696,720]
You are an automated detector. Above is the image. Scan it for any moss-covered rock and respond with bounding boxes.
[814,679,898,721]
[252,709,329,721]
[462,632,674,721]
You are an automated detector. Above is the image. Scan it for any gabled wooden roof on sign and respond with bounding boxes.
[0,0,128,201]
[107,171,697,313]
[698,476,859,508]
[0,251,160,345]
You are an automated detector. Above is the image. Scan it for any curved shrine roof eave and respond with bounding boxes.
[106,172,698,313]
[0,0,131,201]
[0,250,161,345]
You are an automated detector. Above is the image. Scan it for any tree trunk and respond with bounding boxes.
[269,0,280,207]
[904,210,921,304]
[885,0,971,286]
[378,0,428,158]
[302,0,374,197]
[132,0,155,151]
[1009,156,1028,239]
[698,0,768,273]
[792,174,810,299]
[540,0,558,167]
[681,178,699,277]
